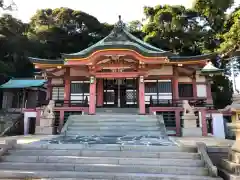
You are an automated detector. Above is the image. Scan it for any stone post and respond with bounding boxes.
[181,100,202,137]
[35,100,55,135]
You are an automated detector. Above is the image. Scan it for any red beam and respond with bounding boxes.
[95,72,144,78]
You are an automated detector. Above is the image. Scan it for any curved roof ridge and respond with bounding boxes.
[123,29,166,52]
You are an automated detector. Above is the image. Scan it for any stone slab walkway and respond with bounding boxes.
[0,135,235,147]
[173,137,234,147]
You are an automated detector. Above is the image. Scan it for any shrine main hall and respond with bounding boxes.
[29,16,222,136]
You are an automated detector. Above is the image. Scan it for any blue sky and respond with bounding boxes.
[3,0,240,90]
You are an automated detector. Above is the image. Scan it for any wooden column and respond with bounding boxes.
[89,76,96,115]
[46,78,52,100]
[206,81,213,104]
[64,68,70,105]
[59,110,65,130]
[192,75,197,98]
[139,76,145,115]
[96,79,104,107]
[172,66,179,100]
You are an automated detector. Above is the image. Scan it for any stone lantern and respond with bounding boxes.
[219,91,240,178]
[200,61,224,77]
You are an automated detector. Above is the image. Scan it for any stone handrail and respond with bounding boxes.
[0,139,17,157]
[196,142,218,177]
[60,116,73,136]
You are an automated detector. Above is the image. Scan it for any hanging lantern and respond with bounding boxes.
[140,76,144,83]
[90,76,95,84]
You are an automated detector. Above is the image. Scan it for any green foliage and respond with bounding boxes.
[0,14,33,79]
[143,5,203,55]
[27,7,112,58]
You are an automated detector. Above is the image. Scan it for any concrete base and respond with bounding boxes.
[182,128,202,137]
[35,126,53,135]
[219,167,240,180]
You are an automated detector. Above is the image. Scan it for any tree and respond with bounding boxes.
[0,14,33,79]
[27,7,112,59]
[0,0,17,10]
[143,5,203,55]
[142,2,234,108]
[192,0,235,108]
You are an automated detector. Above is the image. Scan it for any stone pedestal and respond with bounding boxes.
[219,121,240,179]
[35,117,54,135]
[182,113,202,137]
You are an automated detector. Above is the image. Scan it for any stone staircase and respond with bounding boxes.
[96,107,138,114]
[62,114,166,137]
[0,143,222,179]
[0,114,222,179]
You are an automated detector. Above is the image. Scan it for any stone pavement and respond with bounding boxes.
[0,135,58,144]
[173,137,234,147]
[0,134,234,147]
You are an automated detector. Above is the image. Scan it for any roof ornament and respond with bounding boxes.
[113,15,126,33]
[104,15,128,41]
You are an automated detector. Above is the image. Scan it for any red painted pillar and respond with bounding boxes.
[96,79,103,107]
[206,82,213,104]
[139,76,145,115]
[89,76,96,115]
[175,110,181,136]
[201,109,208,136]
[59,110,64,130]
[46,78,52,100]
[172,66,179,101]
[64,79,70,106]
[64,68,70,106]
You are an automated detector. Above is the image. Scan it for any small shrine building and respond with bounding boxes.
[29,16,222,136]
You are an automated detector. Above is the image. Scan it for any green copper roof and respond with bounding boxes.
[201,62,223,75]
[168,54,215,61]
[62,16,174,59]
[0,79,46,89]
[28,16,214,64]
[28,57,64,65]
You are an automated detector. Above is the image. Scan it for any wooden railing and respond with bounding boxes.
[147,97,214,108]
[37,100,89,108]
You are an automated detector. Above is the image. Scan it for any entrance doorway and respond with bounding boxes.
[103,79,137,108]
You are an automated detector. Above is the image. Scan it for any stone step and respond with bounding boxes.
[8,149,200,159]
[0,162,208,175]
[0,170,222,180]
[70,122,158,126]
[65,131,161,137]
[96,108,138,113]
[70,114,156,118]
[2,155,204,166]
[69,117,157,122]
[70,118,158,122]
[15,144,194,152]
[67,126,159,131]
